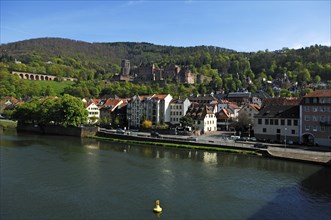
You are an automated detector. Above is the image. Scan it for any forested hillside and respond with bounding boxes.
[0,37,330,99]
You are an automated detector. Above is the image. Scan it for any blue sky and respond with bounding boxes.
[1,1,330,52]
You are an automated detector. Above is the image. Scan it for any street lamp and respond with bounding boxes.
[284,127,287,151]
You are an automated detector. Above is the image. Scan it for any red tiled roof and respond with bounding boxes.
[249,104,261,111]
[304,90,331,98]
[153,94,167,99]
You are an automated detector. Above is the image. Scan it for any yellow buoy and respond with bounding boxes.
[153,199,162,213]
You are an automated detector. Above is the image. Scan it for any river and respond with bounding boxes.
[1,130,331,219]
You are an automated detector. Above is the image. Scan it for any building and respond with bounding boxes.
[227,92,251,105]
[169,98,191,126]
[127,95,149,128]
[127,94,173,128]
[216,108,231,131]
[99,98,124,126]
[121,59,131,76]
[186,103,217,134]
[254,103,300,143]
[238,103,261,125]
[133,62,195,84]
[300,90,331,147]
[85,101,100,124]
[188,94,218,105]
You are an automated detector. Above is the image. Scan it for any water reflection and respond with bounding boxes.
[2,132,331,220]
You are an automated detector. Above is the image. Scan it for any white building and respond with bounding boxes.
[186,103,217,134]
[169,98,191,125]
[86,101,100,124]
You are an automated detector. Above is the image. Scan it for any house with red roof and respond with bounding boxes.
[186,103,217,134]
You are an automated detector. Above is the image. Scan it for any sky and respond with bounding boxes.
[1,0,330,52]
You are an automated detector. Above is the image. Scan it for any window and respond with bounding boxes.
[305,125,310,131]
[304,98,310,104]
[305,115,310,121]
[304,106,310,112]
[270,119,274,125]
[263,128,267,133]
[275,119,279,125]
[291,130,295,134]
[258,119,262,124]
[277,129,280,133]
[281,119,285,125]
[294,120,298,126]
[312,116,317,121]
[287,120,292,126]
[265,119,269,125]
[313,107,318,112]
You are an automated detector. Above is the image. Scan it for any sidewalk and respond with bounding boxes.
[267,147,331,165]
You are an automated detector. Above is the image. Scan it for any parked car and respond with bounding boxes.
[151,131,161,138]
[116,128,125,134]
[249,137,257,141]
[253,143,268,149]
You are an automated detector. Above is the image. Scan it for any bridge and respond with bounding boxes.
[12,71,77,82]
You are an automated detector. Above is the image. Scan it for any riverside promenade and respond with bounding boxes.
[97,129,331,166]
[265,147,331,165]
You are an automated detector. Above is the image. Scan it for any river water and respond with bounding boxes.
[1,130,331,220]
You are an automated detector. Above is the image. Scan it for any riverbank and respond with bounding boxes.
[0,120,17,131]
[265,147,331,166]
[91,135,260,156]
[94,130,331,166]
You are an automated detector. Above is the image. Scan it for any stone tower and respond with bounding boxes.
[121,59,130,76]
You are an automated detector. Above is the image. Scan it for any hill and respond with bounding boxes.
[0,37,330,99]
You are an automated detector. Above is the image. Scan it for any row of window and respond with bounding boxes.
[303,106,331,112]
[258,118,298,126]
[304,115,331,122]
[305,125,331,132]
[170,111,182,116]
[88,107,99,111]
[205,120,216,125]
[170,105,183,109]
[304,97,331,104]
[170,118,180,122]
[88,112,99,115]
[262,128,296,134]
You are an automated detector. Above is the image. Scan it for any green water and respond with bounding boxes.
[1,131,331,219]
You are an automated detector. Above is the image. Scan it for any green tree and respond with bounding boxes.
[314,75,321,83]
[180,115,194,128]
[59,94,88,126]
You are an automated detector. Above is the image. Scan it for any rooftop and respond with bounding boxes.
[304,90,331,98]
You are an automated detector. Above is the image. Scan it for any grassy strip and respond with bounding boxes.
[90,135,260,156]
[0,120,17,129]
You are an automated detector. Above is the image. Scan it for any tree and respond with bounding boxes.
[13,95,88,127]
[314,75,321,83]
[235,112,251,133]
[297,68,312,86]
[180,115,194,128]
[59,94,88,127]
